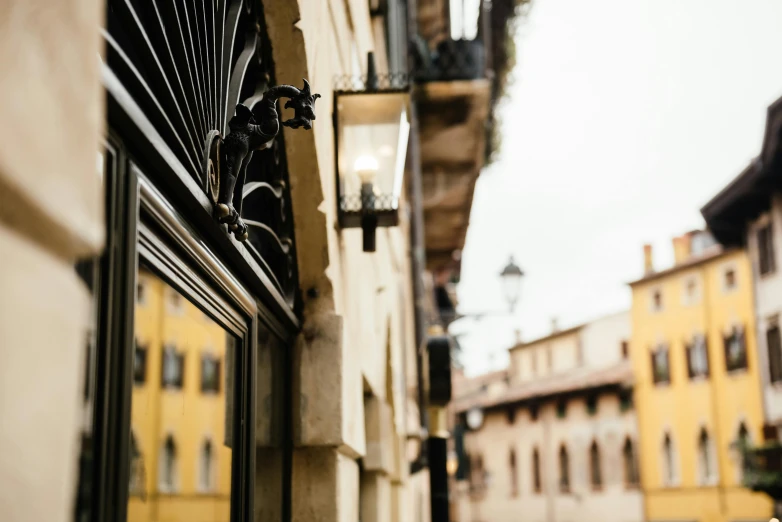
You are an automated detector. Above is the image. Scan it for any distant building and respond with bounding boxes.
[702,96,782,438]
[702,95,782,516]
[451,312,643,522]
[629,231,772,522]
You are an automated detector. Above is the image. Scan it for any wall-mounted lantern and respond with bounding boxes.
[334,52,411,252]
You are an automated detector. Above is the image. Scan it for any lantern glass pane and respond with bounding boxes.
[337,92,409,211]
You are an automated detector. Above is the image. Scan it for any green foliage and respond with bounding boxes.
[740,442,782,499]
[485,0,533,165]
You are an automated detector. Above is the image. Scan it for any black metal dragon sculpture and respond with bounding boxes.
[213,79,320,241]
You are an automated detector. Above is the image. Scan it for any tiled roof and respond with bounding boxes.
[452,361,634,413]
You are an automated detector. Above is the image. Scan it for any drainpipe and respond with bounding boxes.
[702,265,728,514]
[406,0,430,475]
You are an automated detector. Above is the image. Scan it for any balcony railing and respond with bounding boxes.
[742,443,782,500]
[411,37,487,83]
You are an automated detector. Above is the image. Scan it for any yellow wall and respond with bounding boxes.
[630,249,772,522]
[128,268,232,522]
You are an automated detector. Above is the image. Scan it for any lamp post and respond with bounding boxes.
[423,256,524,522]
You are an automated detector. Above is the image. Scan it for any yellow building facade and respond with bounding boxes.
[630,232,772,522]
[128,267,233,522]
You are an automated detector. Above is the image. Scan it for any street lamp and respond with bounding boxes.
[452,256,525,321]
[499,256,524,312]
[334,52,411,252]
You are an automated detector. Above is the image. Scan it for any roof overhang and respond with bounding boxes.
[417,79,492,271]
[701,96,782,246]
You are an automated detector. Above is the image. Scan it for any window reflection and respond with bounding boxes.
[128,267,235,522]
[255,324,286,521]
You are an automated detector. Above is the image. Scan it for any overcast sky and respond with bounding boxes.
[452,0,782,376]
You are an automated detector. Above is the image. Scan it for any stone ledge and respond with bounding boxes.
[293,312,366,456]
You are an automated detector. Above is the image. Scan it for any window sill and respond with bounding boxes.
[727,367,749,377]
[625,482,641,490]
[689,375,710,383]
[698,476,719,487]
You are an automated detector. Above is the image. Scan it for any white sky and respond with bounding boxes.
[453,0,782,376]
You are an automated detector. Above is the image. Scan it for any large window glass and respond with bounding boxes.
[127,267,237,522]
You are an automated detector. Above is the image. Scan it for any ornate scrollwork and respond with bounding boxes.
[210,80,320,241]
[105,0,303,306]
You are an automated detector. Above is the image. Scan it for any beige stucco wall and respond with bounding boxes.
[266,1,426,522]
[580,311,631,370]
[511,331,581,383]
[0,2,105,522]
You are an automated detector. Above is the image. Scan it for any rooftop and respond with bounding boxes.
[701,95,782,246]
[453,361,633,414]
[628,246,733,286]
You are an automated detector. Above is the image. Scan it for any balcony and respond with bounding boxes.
[742,442,782,500]
[412,37,487,83]
[412,0,523,274]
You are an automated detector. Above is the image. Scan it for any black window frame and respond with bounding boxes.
[724,326,748,373]
[201,353,222,393]
[758,223,776,276]
[651,344,671,385]
[76,133,298,522]
[86,1,305,520]
[132,342,147,385]
[767,323,782,384]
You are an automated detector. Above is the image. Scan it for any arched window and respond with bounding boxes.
[698,427,716,484]
[509,448,518,496]
[623,437,639,487]
[128,431,145,496]
[736,422,750,479]
[589,440,602,489]
[160,435,177,492]
[559,444,570,492]
[532,447,542,493]
[199,439,214,492]
[662,432,676,486]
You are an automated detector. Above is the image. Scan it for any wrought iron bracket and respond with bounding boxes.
[206,79,320,241]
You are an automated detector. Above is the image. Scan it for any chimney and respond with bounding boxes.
[643,244,654,274]
[514,329,522,344]
[672,235,691,265]
[551,318,559,333]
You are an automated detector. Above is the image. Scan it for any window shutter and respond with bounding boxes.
[739,326,748,369]
[703,335,711,377]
